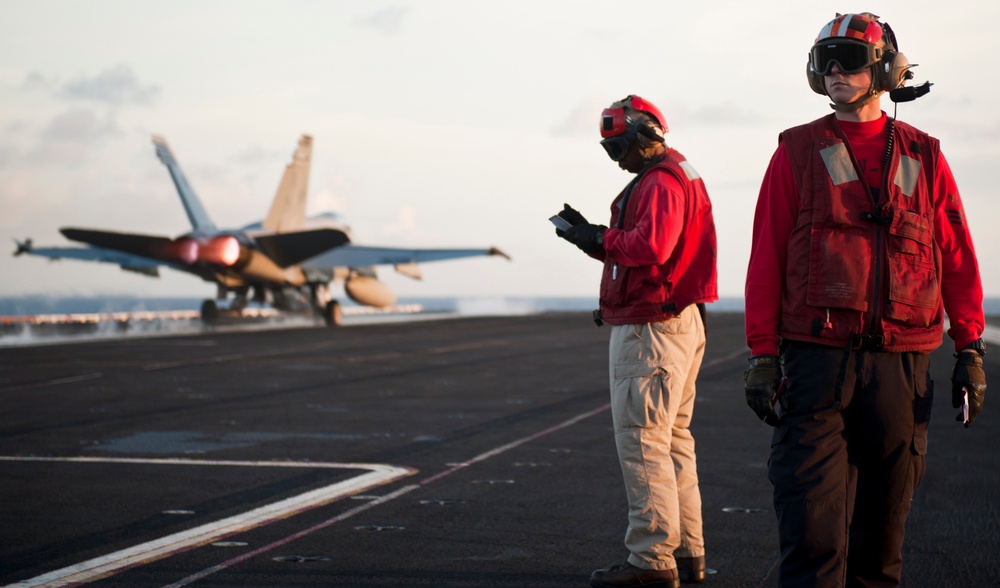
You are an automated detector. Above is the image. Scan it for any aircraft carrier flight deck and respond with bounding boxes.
[1,312,998,587]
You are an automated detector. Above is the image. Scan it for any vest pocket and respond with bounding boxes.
[806,227,870,311]
[601,263,630,300]
[889,208,931,247]
[885,253,939,326]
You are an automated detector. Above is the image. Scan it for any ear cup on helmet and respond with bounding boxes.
[807,61,827,95]
[876,50,911,92]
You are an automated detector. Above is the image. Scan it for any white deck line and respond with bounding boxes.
[1,457,415,588]
[161,402,616,587]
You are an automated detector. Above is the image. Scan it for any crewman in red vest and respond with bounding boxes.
[556,95,718,587]
[744,12,987,587]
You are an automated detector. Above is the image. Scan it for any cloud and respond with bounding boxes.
[308,188,351,217]
[5,120,29,134]
[0,122,28,169]
[21,70,53,92]
[41,108,119,141]
[380,204,420,236]
[0,146,16,168]
[355,6,410,35]
[59,65,161,106]
[31,108,121,165]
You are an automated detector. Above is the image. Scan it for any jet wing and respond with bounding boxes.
[253,228,351,268]
[302,244,510,269]
[14,241,165,277]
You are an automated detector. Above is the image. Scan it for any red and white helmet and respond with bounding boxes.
[807,12,912,109]
[599,95,667,161]
[815,12,885,47]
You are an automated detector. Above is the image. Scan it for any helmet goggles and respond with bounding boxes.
[810,39,882,75]
[600,134,631,161]
[600,123,665,161]
[599,106,635,161]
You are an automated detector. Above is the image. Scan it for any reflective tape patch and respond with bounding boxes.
[678,160,701,181]
[893,155,921,197]
[820,143,859,186]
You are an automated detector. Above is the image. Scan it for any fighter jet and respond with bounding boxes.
[15,134,509,326]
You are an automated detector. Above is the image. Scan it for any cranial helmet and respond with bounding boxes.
[599,95,667,161]
[807,12,913,111]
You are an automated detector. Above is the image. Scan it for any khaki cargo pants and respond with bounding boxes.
[608,304,706,570]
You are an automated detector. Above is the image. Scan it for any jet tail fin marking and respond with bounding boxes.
[263,135,312,233]
[152,135,217,232]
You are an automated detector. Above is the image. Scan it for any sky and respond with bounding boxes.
[1,0,998,303]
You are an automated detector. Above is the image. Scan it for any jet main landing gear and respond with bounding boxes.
[324,300,342,327]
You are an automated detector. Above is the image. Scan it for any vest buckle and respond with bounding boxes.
[850,334,885,350]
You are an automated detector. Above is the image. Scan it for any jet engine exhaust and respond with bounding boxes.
[168,236,242,267]
[172,237,199,265]
[200,236,242,266]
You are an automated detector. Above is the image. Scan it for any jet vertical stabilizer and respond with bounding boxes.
[263,134,312,233]
[152,135,217,232]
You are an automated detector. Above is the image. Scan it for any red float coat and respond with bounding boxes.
[592,149,718,325]
[745,113,984,356]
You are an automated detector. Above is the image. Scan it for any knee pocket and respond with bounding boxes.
[614,362,675,429]
[912,376,933,456]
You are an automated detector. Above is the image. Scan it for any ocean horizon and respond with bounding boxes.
[2,295,999,317]
[0,295,741,317]
[3,294,997,349]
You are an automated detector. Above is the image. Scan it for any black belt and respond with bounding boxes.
[850,334,885,350]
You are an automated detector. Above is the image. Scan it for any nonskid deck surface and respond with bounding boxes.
[1,312,997,587]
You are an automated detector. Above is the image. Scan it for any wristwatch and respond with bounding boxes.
[964,338,986,356]
[748,355,780,368]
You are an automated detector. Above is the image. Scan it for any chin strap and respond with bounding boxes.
[829,92,880,112]
[827,67,883,112]
[828,87,883,112]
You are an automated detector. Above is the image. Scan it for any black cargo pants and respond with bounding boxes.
[768,341,933,588]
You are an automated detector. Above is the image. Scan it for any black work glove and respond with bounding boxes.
[555,204,589,242]
[952,352,986,427]
[744,355,782,426]
[558,203,588,226]
[563,223,607,255]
